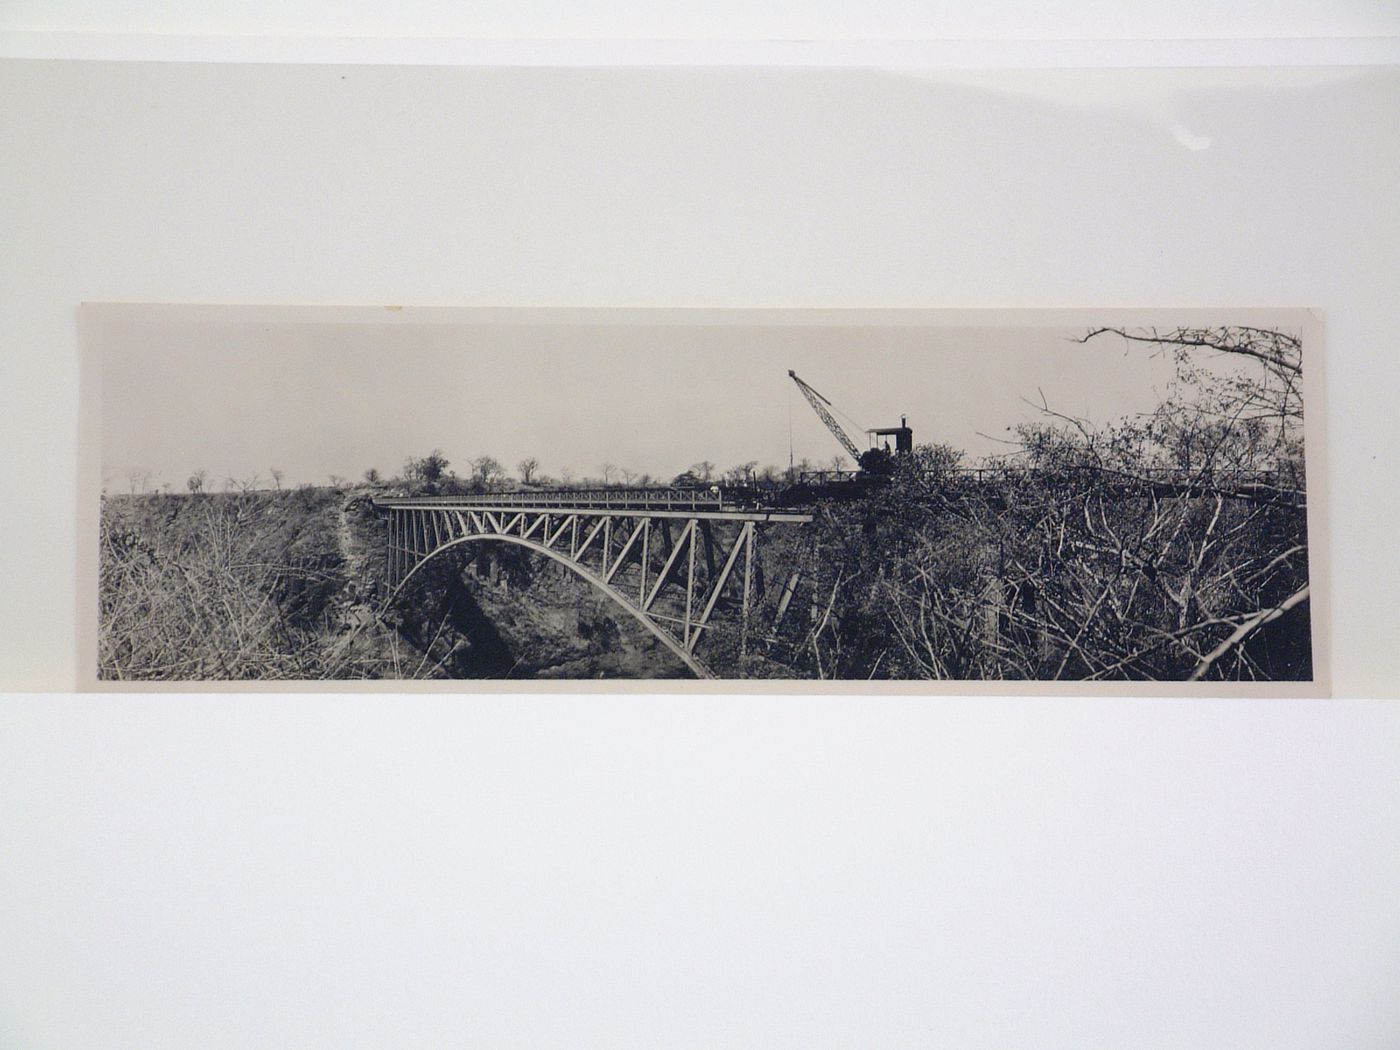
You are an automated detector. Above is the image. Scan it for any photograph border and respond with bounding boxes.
[77,303,1330,697]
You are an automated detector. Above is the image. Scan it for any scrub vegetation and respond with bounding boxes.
[99,326,1311,682]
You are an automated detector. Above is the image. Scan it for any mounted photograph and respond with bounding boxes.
[80,306,1325,692]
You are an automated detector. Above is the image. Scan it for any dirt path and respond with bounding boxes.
[335,494,375,583]
[329,492,388,629]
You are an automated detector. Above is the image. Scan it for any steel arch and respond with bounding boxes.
[386,531,713,679]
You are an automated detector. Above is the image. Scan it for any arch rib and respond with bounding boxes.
[387,532,713,679]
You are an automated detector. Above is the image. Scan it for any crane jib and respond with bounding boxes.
[789,370,863,462]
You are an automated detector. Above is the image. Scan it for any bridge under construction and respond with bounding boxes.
[376,489,813,679]
[374,461,1302,679]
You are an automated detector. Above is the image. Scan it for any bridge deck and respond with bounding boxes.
[375,490,812,522]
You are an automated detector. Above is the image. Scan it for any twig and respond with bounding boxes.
[1186,585,1310,682]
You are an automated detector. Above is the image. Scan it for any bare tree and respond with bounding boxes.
[836,326,1313,683]
[99,494,443,681]
[187,470,207,495]
[1078,325,1304,488]
[364,467,381,485]
[405,451,450,486]
[471,456,506,489]
[599,462,617,486]
[517,457,541,485]
[1079,326,1301,406]
[126,468,152,495]
[270,468,284,491]
[691,460,715,483]
[724,461,758,485]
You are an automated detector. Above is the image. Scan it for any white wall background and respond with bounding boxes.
[3,0,1400,41]
[1,6,1398,1049]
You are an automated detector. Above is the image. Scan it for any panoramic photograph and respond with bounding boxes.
[87,307,1317,685]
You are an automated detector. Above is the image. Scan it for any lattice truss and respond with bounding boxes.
[382,501,812,677]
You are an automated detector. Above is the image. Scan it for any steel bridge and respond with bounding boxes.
[375,490,813,678]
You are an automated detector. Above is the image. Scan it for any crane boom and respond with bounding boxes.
[788,370,862,462]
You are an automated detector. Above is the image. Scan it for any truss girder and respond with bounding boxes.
[379,502,810,678]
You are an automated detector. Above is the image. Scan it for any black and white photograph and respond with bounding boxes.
[87,306,1323,688]
[5,26,1397,1050]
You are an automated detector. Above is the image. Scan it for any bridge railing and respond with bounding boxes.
[374,486,731,511]
[940,464,1297,490]
[800,465,1297,490]
[796,470,862,485]
[373,466,1300,515]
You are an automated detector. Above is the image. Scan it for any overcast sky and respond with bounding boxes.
[97,310,1301,490]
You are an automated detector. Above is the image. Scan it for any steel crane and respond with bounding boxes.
[788,370,863,462]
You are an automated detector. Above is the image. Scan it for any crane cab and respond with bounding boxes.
[868,416,913,455]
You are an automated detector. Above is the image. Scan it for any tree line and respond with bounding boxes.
[112,454,825,499]
[386,451,832,496]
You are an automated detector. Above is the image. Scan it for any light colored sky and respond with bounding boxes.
[98,311,1298,489]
